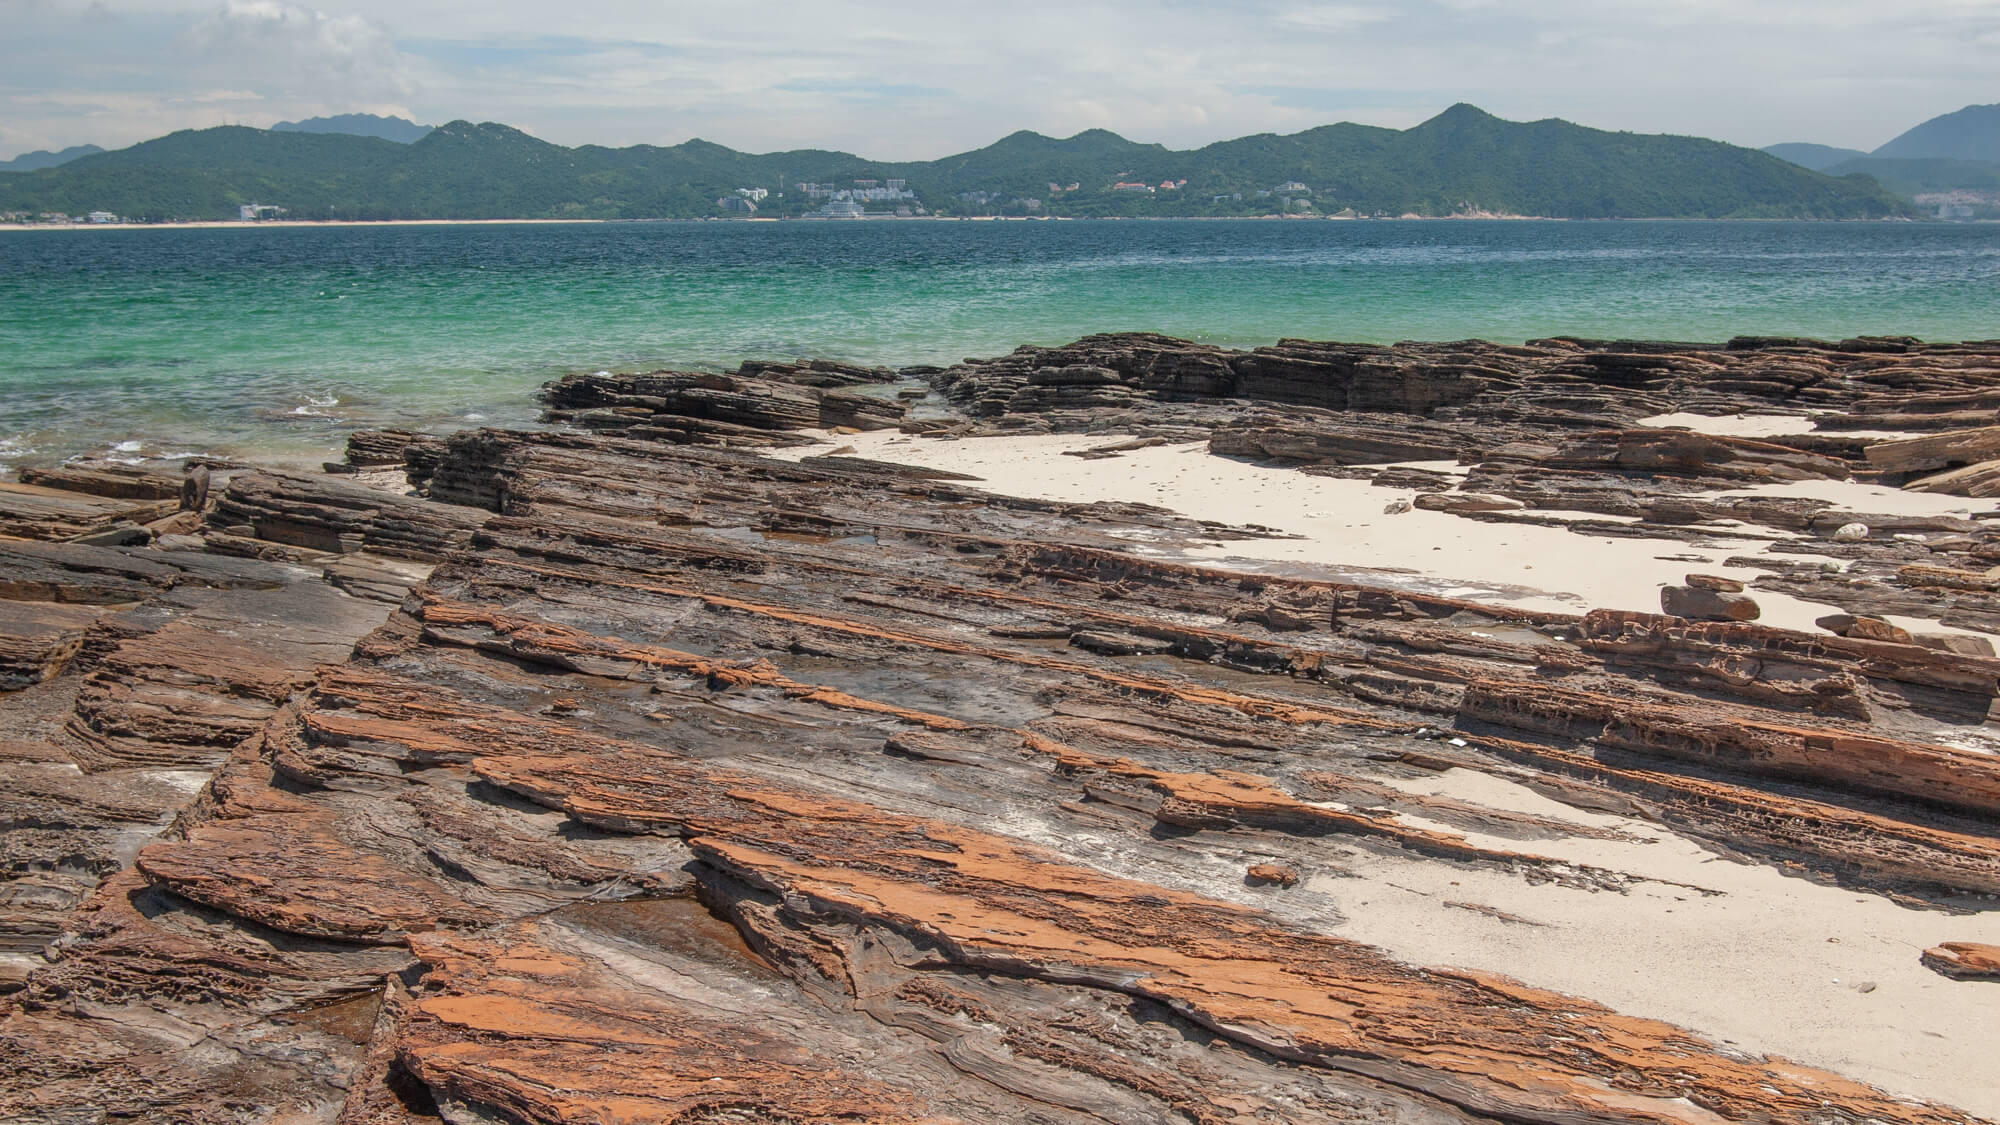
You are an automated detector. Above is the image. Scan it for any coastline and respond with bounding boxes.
[7,213,1974,233]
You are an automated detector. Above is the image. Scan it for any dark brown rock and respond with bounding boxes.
[1661,583,1761,622]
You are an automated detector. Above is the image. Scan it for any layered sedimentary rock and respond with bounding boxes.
[540,364,908,447]
[4,335,2000,1124]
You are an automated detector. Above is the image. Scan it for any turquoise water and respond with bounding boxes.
[2,219,1997,471]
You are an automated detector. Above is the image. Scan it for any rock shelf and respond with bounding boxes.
[3,333,2000,1123]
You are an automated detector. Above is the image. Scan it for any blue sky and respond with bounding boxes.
[3,0,1997,159]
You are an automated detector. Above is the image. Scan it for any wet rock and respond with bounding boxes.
[541,369,906,441]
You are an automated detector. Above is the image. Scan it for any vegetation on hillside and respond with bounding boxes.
[0,144,105,173]
[1873,104,2000,164]
[271,114,434,144]
[0,105,1910,222]
[1823,156,2000,197]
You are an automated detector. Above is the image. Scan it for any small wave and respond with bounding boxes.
[464,413,486,422]
[287,391,344,418]
[113,440,143,453]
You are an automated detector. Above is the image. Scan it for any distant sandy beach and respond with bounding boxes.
[0,217,614,232]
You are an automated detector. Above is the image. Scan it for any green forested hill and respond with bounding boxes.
[0,105,1908,222]
[1823,156,2000,197]
[1873,104,2000,164]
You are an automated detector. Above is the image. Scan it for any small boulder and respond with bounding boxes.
[1661,584,1760,622]
[1246,863,1300,888]
[1831,521,1869,541]
[1413,492,1526,515]
[1816,614,1913,644]
[1847,617,1915,644]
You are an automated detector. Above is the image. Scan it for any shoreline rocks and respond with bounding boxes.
[3,332,2000,1123]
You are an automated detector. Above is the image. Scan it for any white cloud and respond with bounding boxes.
[2,0,1997,158]
[1274,4,1390,33]
[184,0,411,96]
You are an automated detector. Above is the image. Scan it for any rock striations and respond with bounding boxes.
[3,333,2000,1124]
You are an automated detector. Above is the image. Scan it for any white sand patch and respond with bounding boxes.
[790,431,1859,628]
[1639,413,1928,444]
[1716,477,1985,519]
[1640,412,1813,438]
[1325,766,2000,1118]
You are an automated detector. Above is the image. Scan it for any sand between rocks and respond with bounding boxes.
[786,431,1977,632]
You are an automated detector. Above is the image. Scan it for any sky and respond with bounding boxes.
[3,0,1997,161]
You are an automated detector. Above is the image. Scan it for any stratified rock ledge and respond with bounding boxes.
[2,332,1999,1125]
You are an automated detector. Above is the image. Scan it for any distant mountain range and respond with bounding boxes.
[1759,143,1870,173]
[0,104,1912,222]
[270,114,433,144]
[0,144,104,173]
[1764,104,2000,217]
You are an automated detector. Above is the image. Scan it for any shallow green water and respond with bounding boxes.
[2,219,1996,469]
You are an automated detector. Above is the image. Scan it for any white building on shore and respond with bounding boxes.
[807,200,867,219]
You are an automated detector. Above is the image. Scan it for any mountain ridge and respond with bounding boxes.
[270,113,434,144]
[1760,143,1870,172]
[0,105,1907,222]
[1874,103,2000,164]
[0,144,105,173]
